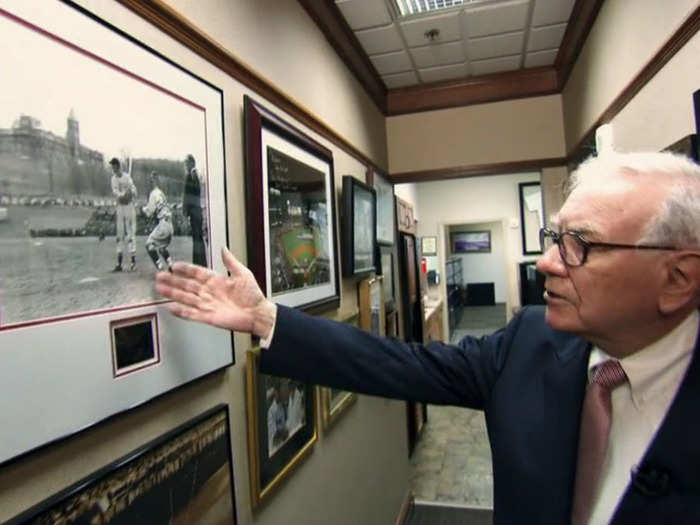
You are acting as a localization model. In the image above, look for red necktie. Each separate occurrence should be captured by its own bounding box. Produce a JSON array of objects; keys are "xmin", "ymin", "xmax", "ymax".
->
[{"xmin": 571, "ymin": 359, "xmax": 628, "ymax": 525}]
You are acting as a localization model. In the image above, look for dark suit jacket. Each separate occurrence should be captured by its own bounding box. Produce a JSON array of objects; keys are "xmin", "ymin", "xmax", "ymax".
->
[{"xmin": 260, "ymin": 305, "xmax": 700, "ymax": 524}]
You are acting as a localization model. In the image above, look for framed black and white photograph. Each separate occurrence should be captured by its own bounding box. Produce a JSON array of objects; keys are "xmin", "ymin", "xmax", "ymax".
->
[
  {"xmin": 451, "ymin": 231, "xmax": 491, "ymax": 253},
  {"xmin": 244, "ymin": 95, "xmax": 339, "ymax": 312},
  {"xmin": 519, "ymin": 181, "xmax": 544, "ymax": 255},
  {"xmin": 421, "ymin": 236, "xmax": 437, "ymax": 256},
  {"xmin": 377, "ymin": 244, "xmax": 396, "ymax": 313},
  {"xmin": 9, "ymin": 404, "xmax": 237, "ymax": 524},
  {"xmin": 358, "ymin": 276, "xmax": 385, "ymax": 336},
  {"xmin": 319, "ymin": 312, "xmax": 359, "ymax": 431},
  {"xmin": 367, "ymin": 168, "xmax": 395, "ymax": 245},
  {"xmin": 0, "ymin": 0, "xmax": 233, "ymax": 466},
  {"xmin": 246, "ymin": 349, "xmax": 317, "ymax": 509},
  {"xmin": 341, "ymin": 175, "xmax": 376, "ymax": 277}
]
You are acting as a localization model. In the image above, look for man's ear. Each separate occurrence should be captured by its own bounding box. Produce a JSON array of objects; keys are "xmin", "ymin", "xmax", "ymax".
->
[{"xmin": 659, "ymin": 252, "xmax": 700, "ymax": 314}]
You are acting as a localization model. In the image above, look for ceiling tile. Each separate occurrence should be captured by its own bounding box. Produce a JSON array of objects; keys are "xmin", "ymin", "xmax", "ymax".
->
[
  {"xmin": 419, "ymin": 63, "xmax": 469, "ymax": 83},
  {"xmin": 410, "ymin": 41, "xmax": 466, "ymax": 69},
  {"xmin": 464, "ymin": 0, "xmax": 529, "ymax": 38},
  {"xmin": 527, "ymin": 23, "xmax": 567, "ymax": 51},
  {"xmin": 336, "ymin": 0, "xmax": 392, "ymax": 30},
  {"xmin": 399, "ymin": 12, "xmax": 462, "ymax": 47},
  {"xmin": 524, "ymin": 48, "xmax": 558, "ymax": 68},
  {"xmin": 531, "ymin": 0, "xmax": 576, "ymax": 27},
  {"xmin": 383, "ymin": 70, "xmax": 419, "ymax": 89},
  {"xmin": 469, "ymin": 32, "xmax": 524, "ymax": 60},
  {"xmin": 356, "ymin": 24, "xmax": 404, "ymax": 55},
  {"xmin": 370, "ymin": 50, "xmax": 413, "ymax": 75},
  {"xmin": 470, "ymin": 54, "xmax": 521, "ymax": 75}
]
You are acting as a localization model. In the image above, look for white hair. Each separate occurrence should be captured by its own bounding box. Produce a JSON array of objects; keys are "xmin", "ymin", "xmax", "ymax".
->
[{"xmin": 568, "ymin": 151, "xmax": 700, "ymax": 248}]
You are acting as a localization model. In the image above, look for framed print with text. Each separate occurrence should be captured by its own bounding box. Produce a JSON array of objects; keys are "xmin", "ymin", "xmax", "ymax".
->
[
  {"xmin": 421, "ymin": 236, "xmax": 437, "ymax": 256},
  {"xmin": 244, "ymin": 95, "xmax": 340, "ymax": 312},
  {"xmin": 319, "ymin": 312, "xmax": 359, "ymax": 431},
  {"xmin": 341, "ymin": 175, "xmax": 376, "ymax": 277},
  {"xmin": 367, "ymin": 168, "xmax": 395, "ymax": 245},
  {"xmin": 0, "ymin": 0, "xmax": 232, "ymax": 467},
  {"xmin": 246, "ymin": 349, "xmax": 317, "ymax": 509},
  {"xmin": 9, "ymin": 405, "xmax": 237, "ymax": 525}
]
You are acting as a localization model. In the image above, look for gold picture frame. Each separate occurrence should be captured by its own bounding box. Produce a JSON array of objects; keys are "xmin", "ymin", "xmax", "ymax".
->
[
  {"xmin": 358, "ymin": 275, "xmax": 386, "ymax": 336},
  {"xmin": 319, "ymin": 312, "xmax": 359, "ymax": 431},
  {"xmin": 246, "ymin": 348, "xmax": 317, "ymax": 509}
]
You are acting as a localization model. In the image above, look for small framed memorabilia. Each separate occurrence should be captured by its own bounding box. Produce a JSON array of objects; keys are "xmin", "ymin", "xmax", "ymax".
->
[
  {"xmin": 110, "ymin": 314, "xmax": 160, "ymax": 377},
  {"xmin": 0, "ymin": 0, "xmax": 233, "ymax": 466},
  {"xmin": 367, "ymin": 168, "xmax": 395, "ymax": 245},
  {"xmin": 358, "ymin": 276, "xmax": 386, "ymax": 336},
  {"xmin": 319, "ymin": 312, "xmax": 359, "ymax": 431},
  {"xmin": 386, "ymin": 309, "xmax": 399, "ymax": 338},
  {"xmin": 421, "ymin": 236, "xmax": 437, "ymax": 256},
  {"xmin": 451, "ymin": 231, "xmax": 491, "ymax": 253},
  {"xmin": 377, "ymin": 244, "xmax": 396, "ymax": 313},
  {"xmin": 396, "ymin": 196, "xmax": 416, "ymax": 235},
  {"xmin": 341, "ymin": 175, "xmax": 377, "ymax": 277},
  {"xmin": 519, "ymin": 182, "xmax": 544, "ymax": 255},
  {"xmin": 244, "ymin": 95, "xmax": 340, "ymax": 312},
  {"xmin": 9, "ymin": 404, "xmax": 237, "ymax": 524},
  {"xmin": 246, "ymin": 349, "xmax": 317, "ymax": 509}
]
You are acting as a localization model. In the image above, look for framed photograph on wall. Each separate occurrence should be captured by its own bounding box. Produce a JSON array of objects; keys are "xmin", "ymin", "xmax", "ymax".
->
[
  {"xmin": 244, "ymin": 95, "xmax": 340, "ymax": 313},
  {"xmin": 367, "ymin": 168, "xmax": 395, "ymax": 245},
  {"xmin": 341, "ymin": 175, "xmax": 376, "ymax": 277},
  {"xmin": 421, "ymin": 236, "xmax": 437, "ymax": 256},
  {"xmin": 246, "ymin": 348, "xmax": 317, "ymax": 509},
  {"xmin": 519, "ymin": 181, "xmax": 544, "ymax": 255},
  {"xmin": 377, "ymin": 244, "xmax": 396, "ymax": 313},
  {"xmin": 319, "ymin": 312, "xmax": 359, "ymax": 431},
  {"xmin": 9, "ymin": 404, "xmax": 237, "ymax": 524},
  {"xmin": 451, "ymin": 231, "xmax": 491, "ymax": 253},
  {"xmin": 0, "ymin": 0, "xmax": 233, "ymax": 466},
  {"xmin": 358, "ymin": 276, "xmax": 386, "ymax": 336}
]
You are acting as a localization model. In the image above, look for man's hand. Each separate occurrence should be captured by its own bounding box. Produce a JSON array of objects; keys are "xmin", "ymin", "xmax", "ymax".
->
[{"xmin": 155, "ymin": 247, "xmax": 276, "ymax": 339}]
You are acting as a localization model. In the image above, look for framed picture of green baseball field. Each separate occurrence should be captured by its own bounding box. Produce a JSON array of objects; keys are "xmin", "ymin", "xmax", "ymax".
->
[
  {"xmin": 243, "ymin": 95, "xmax": 340, "ymax": 312},
  {"xmin": 0, "ymin": 0, "xmax": 233, "ymax": 466}
]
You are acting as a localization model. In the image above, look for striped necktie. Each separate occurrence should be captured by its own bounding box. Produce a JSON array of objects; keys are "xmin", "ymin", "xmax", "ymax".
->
[{"xmin": 571, "ymin": 359, "xmax": 628, "ymax": 525}]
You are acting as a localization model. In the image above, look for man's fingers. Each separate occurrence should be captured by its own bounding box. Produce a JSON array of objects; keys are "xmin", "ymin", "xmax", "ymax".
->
[
  {"xmin": 221, "ymin": 247, "xmax": 247, "ymax": 277},
  {"xmin": 156, "ymin": 282, "xmax": 202, "ymax": 309},
  {"xmin": 171, "ymin": 261, "xmax": 215, "ymax": 283}
]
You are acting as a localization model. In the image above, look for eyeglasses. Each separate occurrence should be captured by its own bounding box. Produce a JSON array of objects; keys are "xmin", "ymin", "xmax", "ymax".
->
[{"xmin": 539, "ymin": 227, "xmax": 678, "ymax": 267}]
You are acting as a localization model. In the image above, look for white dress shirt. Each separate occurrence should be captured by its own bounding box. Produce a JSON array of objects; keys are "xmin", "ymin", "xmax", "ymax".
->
[{"xmin": 587, "ymin": 310, "xmax": 698, "ymax": 524}]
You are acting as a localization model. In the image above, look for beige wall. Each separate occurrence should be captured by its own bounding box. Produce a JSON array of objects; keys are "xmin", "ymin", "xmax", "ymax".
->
[
  {"xmin": 386, "ymin": 94, "xmax": 566, "ymax": 173},
  {"xmin": 562, "ymin": 0, "xmax": 699, "ymax": 151},
  {"xmin": 0, "ymin": 1, "xmax": 407, "ymax": 524}
]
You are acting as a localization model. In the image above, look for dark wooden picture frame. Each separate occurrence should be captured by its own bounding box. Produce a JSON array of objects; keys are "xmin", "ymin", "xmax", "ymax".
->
[
  {"xmin": 518, "ymin": 181, "xmax": 544, "ymax": 255},
  {"xmin": 244, "ymin": 95, "xmax": 340, "ymax": 313},
  {"xmin": 246, "ymin": 348, "xmax": 317, "ymax": 509},
  {"xmin": 9, "ymin": 404, "xmax": 237, "ymax": 524},
  {"xmin": 341, "ymin": 175, "xmax": 376, "ymax": 277}
]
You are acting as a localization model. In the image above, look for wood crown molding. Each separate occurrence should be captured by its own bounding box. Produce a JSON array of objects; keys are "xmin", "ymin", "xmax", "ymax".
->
[
  {"xmin": 298, "ymin": 0, "xmax": 601, "ymax": 115},
  {"xmin": 568, "ymin": 3, "xmax": 700, "ymax": 159},
  {"xmin": 389, "ymin": 157, "xmax": 568, "ymax": 184},
  {"xmin": 115, "ymin": 0, "xmax": 384, "ymax": 173}
]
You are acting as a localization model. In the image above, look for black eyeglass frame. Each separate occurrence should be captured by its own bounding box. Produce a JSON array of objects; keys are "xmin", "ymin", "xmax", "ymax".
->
[{"xmin": 539, "ymin": 227, "xmax": 679, "ymax": 267}]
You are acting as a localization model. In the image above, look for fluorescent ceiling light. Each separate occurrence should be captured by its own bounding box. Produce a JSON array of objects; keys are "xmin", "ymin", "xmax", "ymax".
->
[{"xmin": 394, "ymin": 0, "xmax": 465, "ymax": 17}]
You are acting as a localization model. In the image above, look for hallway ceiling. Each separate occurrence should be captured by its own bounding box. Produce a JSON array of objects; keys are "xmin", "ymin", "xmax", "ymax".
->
[{"xmin": 298, "ymin": 0, "xmax": 604, "ymax": 114}]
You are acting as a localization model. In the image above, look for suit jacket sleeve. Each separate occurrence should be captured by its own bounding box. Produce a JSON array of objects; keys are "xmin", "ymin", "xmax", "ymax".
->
[{"xmin": 259, "ymin": 304, "xmax": 527, "ymax": 409}]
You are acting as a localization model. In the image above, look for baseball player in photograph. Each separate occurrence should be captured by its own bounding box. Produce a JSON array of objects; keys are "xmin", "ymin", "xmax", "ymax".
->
[
  {"xmin": 109, "ymin": 157, "xmax": 137, "ymax": 272},
  {"xmin": 142, "ymin": 171, "xmax": 173, "ymax": 272}
]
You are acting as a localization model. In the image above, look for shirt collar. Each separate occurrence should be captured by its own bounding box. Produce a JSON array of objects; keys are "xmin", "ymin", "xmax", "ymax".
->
[{"xmin": 589, "ymin": 310, "xmax": 699, "ymax": 409}]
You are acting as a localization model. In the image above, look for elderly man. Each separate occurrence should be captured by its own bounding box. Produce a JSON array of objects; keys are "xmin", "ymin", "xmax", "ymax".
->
[{"xmin": 155, "ymin": 151, "xmax": 700, "ymax": 524}]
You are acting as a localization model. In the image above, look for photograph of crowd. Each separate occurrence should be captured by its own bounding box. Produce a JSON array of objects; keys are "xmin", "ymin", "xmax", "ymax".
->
[
  {"xmin": 0, "ymin": 7, "xmax": 212, "ymax": 328},
  {"xmin": 10, "ymin": 406, "xmax": 236, "ymax": 524}
]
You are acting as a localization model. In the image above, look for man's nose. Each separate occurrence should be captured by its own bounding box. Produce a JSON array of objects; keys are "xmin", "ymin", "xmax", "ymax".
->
[{"xmin": 536, "ymin": 243, "xmax": 567, "ymax": 276}]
